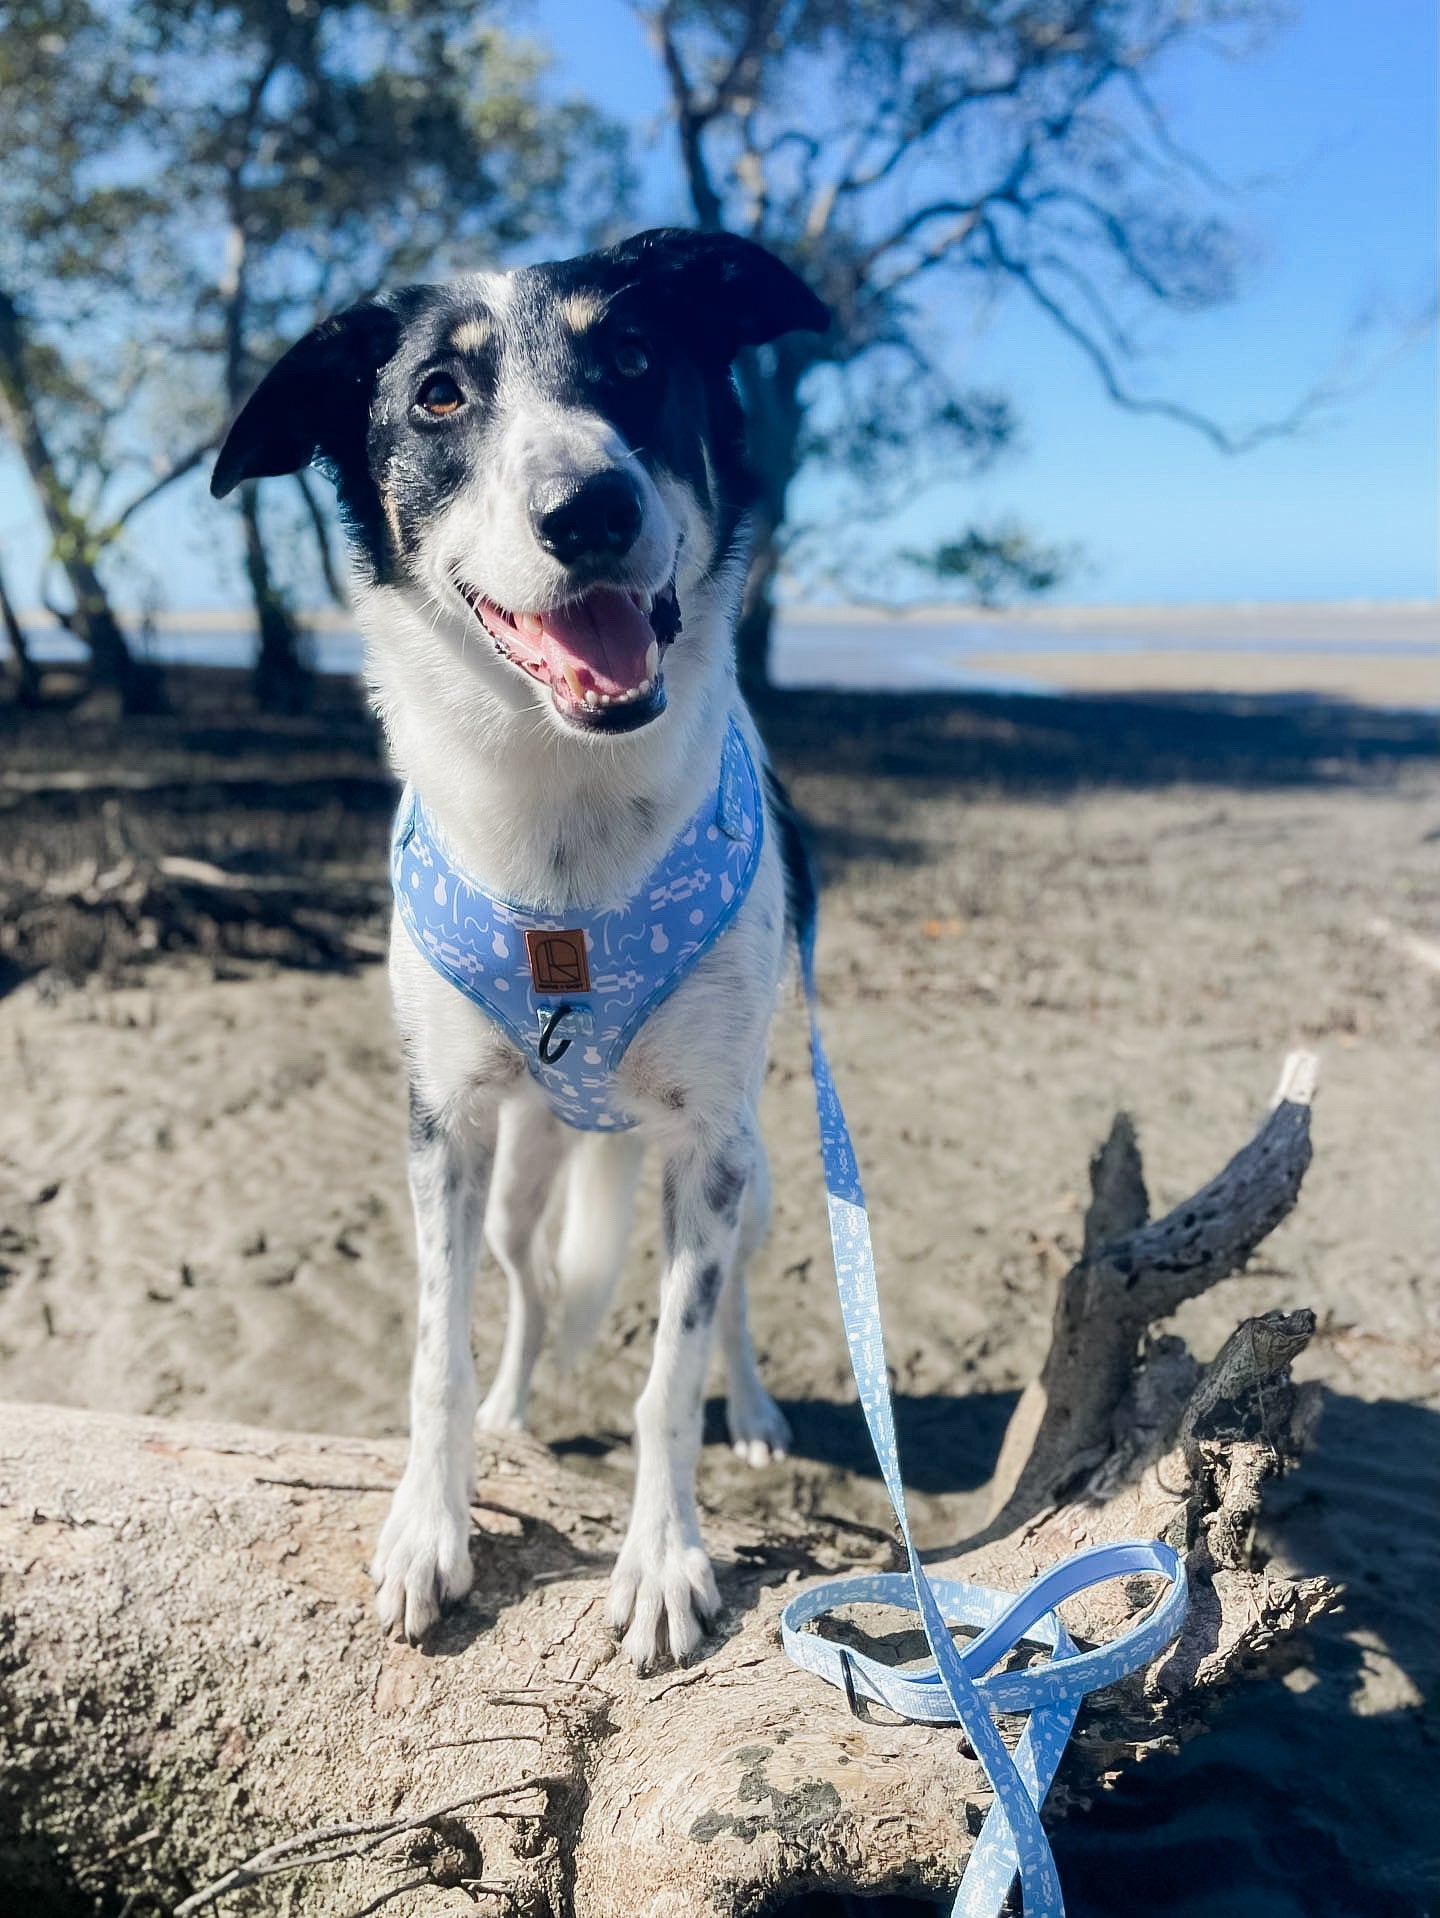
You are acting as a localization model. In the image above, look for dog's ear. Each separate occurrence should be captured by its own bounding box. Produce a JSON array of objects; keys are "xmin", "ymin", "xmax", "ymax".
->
[
  {"xmin": 210, "ymin": 300, "xmax": 410, "ymax": 499},
  {"xmin": 609, "ymin": 228, "xmax": 830, "ymax": 359}
]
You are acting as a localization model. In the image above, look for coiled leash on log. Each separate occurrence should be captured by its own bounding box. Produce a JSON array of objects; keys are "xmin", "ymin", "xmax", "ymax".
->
[{"xmin": 780, "ymin": 919, "xmax": 1189, "ymax": 1917}]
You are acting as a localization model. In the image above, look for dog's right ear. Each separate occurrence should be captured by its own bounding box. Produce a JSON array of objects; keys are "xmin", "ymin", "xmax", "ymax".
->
[
  {"xmin": 606, "ymin": 228, "xmax": 830, "ymax": 361},
  {"xmin": 210, "ymin": 301, "xmax": 408, "ymax": 499}
]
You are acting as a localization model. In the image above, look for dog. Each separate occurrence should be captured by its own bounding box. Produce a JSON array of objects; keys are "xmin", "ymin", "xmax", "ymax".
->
[{"xmin": 211, "ymin": 228, "xmax": 830, "ymax": 1670}]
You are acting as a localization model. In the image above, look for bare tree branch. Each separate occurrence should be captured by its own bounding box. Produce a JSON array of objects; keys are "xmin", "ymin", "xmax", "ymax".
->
[
  {"xmin": 634, "ymin": 0, "xmax": 1318, "ymax": 686},
  {"xmin": 1122, "ymin": 65, "xmax": 1239, "ymax": 196},
  {"xmin": 641, "ymin": 2, "xmax": 726, "ymax": 231},
  {"xmin": 296, "ymin": 467, "xmax": 348, "ymax": 609},
  {"xmin": 103, "ymin": 433, "xmax": 220, "ymax": 538},
  {"xmin": 980, "ymin": 215, "xmax": 1317, "ymax": 454}
]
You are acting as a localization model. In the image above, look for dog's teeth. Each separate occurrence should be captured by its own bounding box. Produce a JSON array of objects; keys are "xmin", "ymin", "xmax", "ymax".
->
[
  {"xmin": 598, "ymin": 693, "xmax": 613, "ymax": 707},
  {"xmin": 516, "ymin": 610, "xmax": 543, "ymax": 638},
  {"xmin": 584, "ymin": 689, "xmax": 599, "ymax": 709},
  {"xmin": 644, "ymin": 639, "xmax": 659, "ymax": 680},
  {"xmin": 562, "ymin": 664, "xmax": 585, "ymax": 704},
  {"xmin": 637, "ymin": 676, "xmax": 652, "ymax": 696}
]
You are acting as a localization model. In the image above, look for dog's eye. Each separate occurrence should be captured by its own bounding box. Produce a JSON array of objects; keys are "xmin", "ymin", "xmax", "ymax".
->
[
  {"xmin": 612, "ymin": 337, "xmax": 649, "ymax": 379},
  {"xmin": 416, "ymin": 373, "xmax": 464, "ymax": 417}
]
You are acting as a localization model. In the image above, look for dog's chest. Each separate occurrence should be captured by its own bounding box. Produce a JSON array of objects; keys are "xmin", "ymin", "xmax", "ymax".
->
[{"xmin": 392, "ymin": 721, "xmax": 768, "ymax": 1131}]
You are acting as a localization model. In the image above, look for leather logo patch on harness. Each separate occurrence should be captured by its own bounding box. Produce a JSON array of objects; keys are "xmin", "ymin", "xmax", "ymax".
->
[{"xmin": 525, "ymin": 929, "xmax": 591, "ymax": 995}]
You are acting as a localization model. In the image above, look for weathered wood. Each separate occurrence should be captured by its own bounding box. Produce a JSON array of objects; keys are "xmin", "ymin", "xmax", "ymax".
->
[
  {"xmin": 0, "ymin": 1062, "xmax": 1335, "ymax": 1917},
  {"xmin": 984, "ymin": 1053, "xmax": 1317, "ymax": 1533}
]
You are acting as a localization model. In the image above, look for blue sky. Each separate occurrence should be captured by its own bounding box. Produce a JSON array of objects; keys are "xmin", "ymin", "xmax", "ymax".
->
[
  {"xmin": 531, "ymin": 0, "xmax": 1438, "ymax": 606},
  {"xmin": 2, "ymin": 0, "xmax": 1434, "ymax": 612}
]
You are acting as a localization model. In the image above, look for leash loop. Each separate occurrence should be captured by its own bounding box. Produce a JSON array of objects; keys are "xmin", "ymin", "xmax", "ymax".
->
[{"xmin": 781, "ymin": 923, "xmax": 1188, "ymax": 1917}]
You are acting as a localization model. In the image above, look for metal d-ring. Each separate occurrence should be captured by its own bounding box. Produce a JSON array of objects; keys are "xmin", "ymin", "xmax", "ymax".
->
[{"xmin": 538, "ymin": 1004, "xmax": 574, "ymax": 1065}]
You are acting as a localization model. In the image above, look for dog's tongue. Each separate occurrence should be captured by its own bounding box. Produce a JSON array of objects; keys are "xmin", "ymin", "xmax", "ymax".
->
[{"xmin": 539, "ymin": 587, "xmax": 654, "ymax": 701}]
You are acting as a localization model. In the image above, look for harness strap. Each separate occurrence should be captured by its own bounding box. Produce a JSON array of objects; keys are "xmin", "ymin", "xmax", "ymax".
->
[
  {"xmin": 391, "ymin": 719, "xmax": 764, "ymax": 1132},
  {"xmin": 781, "ymin": 920, "xmax": 1188, "ymax": 1917}
]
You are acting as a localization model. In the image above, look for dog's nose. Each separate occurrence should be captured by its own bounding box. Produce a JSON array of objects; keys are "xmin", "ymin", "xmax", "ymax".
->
[{"xmin": 529, "ymin": 469, "xmax": 643, "ymax": 564}]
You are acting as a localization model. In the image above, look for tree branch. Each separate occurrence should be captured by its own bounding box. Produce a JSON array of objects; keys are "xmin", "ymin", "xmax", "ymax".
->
[
  {"xmin": 295, "ymin": 467, "xmax": 348, "ymax": 609},
  {"xmin": 102, "ymin": 433, "xmax": 220, "ymax": 539},
  {"xmin": 980, "ymin": 216, "xmax": 1321, "ymax": 453},
  {"xmin": 642, "ymin": 3, "xmax": 725, "ymax": 231},
  {"xmin": 984, "ymin": 1050, "xmax": 1318, "ymax": 1534},
  {"xmin": 696, "ymin": 0, "xmax": 781, "ymax": 122},
  {"xmin": 1122, "ymin": 66, "xmax": 1239, "ymax": 196},
  {"xmin": 834, "ymin": 68, "xmax": 1036, "ymax": 201},
  {"xmin": 1024, "ymin": 184, "xmax": 1202, "ymax": 306}
]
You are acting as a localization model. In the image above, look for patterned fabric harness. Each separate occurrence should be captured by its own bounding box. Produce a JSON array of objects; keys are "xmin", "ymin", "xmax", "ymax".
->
[{"xmin": 390, "ymin": 719, "xmax": 764, "ymax": 1132}]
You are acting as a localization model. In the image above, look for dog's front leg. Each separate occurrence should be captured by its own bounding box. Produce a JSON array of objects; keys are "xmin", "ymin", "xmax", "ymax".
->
[
  {"xmin": 607, "ymin": 1126, "xmax": 751, "ymax": 1669},
  {"xmin": 372, "ymin": 1091, "xmax": 495, "ymax": 1640}
]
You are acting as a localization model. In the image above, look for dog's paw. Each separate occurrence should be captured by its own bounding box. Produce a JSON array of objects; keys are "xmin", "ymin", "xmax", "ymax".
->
[
  {"xmin": 371, "ymin": 1476, "xmax": 473, "ymax": 1642},
  {"xmin": 606, "ymin": 1519, "xmax": 720, "ymax": 1671},
  {"xmin": 726, "ymin": 1384, "xmax": 791, "ymax": 1468}
]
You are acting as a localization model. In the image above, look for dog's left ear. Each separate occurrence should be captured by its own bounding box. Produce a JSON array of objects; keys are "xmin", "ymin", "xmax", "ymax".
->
[
  {"xmin": 210, "ymin": 300, "xmax": 409, "ymax": 499},
  {"xmin": 610, "ymin": 228, "xmax": 830, "ymax": 358}
]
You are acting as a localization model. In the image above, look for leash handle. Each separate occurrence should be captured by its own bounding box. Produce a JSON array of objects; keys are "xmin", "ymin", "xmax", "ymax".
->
[{"xmin": 781, "ymin": 924, "xmax": 1188, "ymax": 1917}]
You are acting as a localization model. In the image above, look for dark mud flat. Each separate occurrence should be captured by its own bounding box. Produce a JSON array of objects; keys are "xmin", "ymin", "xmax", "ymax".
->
[{"xmin": 1, "ymin": 667, "xmax": 1437, "ymax": 1913}]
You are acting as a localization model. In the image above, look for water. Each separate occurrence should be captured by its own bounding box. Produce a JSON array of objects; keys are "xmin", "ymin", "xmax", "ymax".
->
[
  {"xmin": 20, "ymin": 604, "xmax": 1436, "ymax": 703},
  {"xmin": 20, "ymin": 618, "xmax": 369, "ymax": 679}
]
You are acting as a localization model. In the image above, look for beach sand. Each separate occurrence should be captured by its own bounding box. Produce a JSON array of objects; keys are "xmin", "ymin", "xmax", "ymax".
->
[
  {"xmin": 1, "ymin": 667, "xmax": 1437, "ymax": 1912},
  {"xmin": 964, "ymin": 645, "xmax": 1439, "ymax": 710}
]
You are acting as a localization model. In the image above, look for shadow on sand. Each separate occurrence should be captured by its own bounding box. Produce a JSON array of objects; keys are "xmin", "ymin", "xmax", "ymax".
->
[
  {"xmin": 3, "ymin": 669, "xmax": 1434, "ymax": 993},
  {"xmin": 704, "ymin": 1390, "xmax": 1021, "ymax": 1497},
  {"xmin": 755, "ymin": 683, "xmax": 1439, "ymax": 795}
]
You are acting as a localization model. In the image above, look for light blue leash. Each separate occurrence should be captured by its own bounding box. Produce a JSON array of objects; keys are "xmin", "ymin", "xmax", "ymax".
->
[{"xmin": 780, "ymin": 916, "xmax": 1189, "ymax": 1916}]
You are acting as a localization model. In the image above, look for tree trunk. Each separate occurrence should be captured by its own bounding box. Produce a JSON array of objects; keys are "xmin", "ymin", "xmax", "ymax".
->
[
  {"xmin": 241, "ymin": 480, "xmax": 311, "ymax": 714},
  {"xmin": 0, "ymin": 1060, "xmax": 1334, "ymax": 1917},
  {"xmin": 732, "ymin": 340, "xmax": 810, "ymax": 699},
  {"xmin": 219, "ymin": 204, "xmax": 311, "ymax": 716},
  {"xmin": 736, "ymin": 516, "xmax": 781, "ymax": 700},
  {"xmin": 0, "ymin": 547, "xmax": 39, "ymax": 704},
  {"xmin": 0, "ymin": 291, "xmax": 162, "ymax": 713}
]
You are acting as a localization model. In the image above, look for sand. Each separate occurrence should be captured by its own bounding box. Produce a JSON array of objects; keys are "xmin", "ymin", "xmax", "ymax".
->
[
  {"xmin": 1, "ymin": 670, "xmax": 1437, "ymax": 1912},
  {"xmin": 964, "ymin": 646, "xmax": 1440, "ymax": 710}
]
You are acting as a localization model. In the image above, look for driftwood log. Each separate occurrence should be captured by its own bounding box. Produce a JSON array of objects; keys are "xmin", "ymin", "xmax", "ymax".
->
[{"xmin": 0, "ymin": 1057, "xmax": 1336, "ymax": 1917}]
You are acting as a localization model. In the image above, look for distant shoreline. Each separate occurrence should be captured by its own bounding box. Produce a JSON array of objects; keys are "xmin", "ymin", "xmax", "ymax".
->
[
  {"xmin": 14, "ymin": 596, "xmax": 1440, "ymax": 637},
  {"xmin": 11, "ymin": 597, "xmax": 1437, "ymax": 710}
]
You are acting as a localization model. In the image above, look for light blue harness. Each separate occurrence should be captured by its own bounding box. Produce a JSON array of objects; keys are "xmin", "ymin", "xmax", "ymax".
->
[
  {"xmin": 391, "ymin": 719, "xmax": 763, "ymax": 1131},
  {"xmin": 391, "ymin": 718, "xmax": 1188, "ymax": 1915}
]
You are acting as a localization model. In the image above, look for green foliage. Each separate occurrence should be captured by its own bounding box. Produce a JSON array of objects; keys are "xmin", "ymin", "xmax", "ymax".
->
[
  {"xmin": 904, "ymin": 523, "xmax": 1078, "ymax": 607},
  {"xmin": 0, "ymin": 0, "xmax": 629, "ymax": 651},
  {"xmin": 136, "ymin": 0, "xmax": 626, "ymax": 368}
]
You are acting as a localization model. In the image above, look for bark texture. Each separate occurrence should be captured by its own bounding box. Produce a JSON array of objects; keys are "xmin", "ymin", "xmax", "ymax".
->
[
  {"xmin": 0, "ymin": 288, "xmax": 156, "ymax": 713},
  {"xmin": 239, "ymin": 481, "xmax": 310, "ymax": 717},
  {"xmin": 0, "ymin": 550, "xmax": 39, "ymax": 705},
  {"xmin": 0, "ymin": 1062, "xmax": 1334, "ymax": 1917}
]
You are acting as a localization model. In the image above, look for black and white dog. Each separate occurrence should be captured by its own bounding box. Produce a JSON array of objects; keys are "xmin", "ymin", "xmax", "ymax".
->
[{"xmin": 211, "ymin": 229, "xmax": 829, "ymax": 1669}]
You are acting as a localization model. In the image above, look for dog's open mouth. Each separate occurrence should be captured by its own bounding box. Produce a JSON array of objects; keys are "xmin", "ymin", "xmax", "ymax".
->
[{"xmin": 458, "ymin": 577, "xmax": 682, "ymax": 732}]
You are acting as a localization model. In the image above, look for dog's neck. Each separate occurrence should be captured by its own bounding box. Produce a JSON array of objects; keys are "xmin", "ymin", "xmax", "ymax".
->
[{"xmin": 364, "ymin": 592, "xmax": 741, "ymax": 912}]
